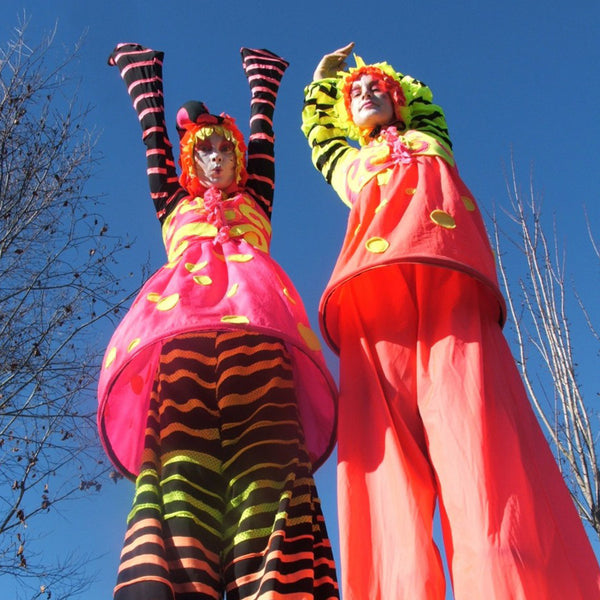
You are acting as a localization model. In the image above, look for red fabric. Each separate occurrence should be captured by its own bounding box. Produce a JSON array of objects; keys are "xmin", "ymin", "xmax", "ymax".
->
[
  {"xmin": 336, "ymin": 264, "xmax": 600, "ymax": 600},
  {"xmin": 321, "ymin": 153, "xmax": 505, "ymax": 353}
]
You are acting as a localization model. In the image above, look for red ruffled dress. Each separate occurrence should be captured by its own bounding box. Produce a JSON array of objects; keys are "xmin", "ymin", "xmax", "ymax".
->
[
  {"xmin": 319, "ymin": 127, "xmax": 505, "ymax": 351},
  {"xmin": 303, "ymin": 77, "xmax": 600, "ymax": 600}
]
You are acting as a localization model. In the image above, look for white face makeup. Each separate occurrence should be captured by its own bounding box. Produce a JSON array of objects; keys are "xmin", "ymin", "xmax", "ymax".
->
[
  {"xmin": 193, "ymin": 131, "xmax": 236, "ymax": 190},
  {"xmin": 349, "ymin": 74, "xmax": 395, "ymax": 130}
]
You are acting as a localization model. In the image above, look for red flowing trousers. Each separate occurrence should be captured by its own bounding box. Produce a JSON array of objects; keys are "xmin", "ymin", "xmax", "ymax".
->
[{"xmin": 336, "ymin": 264, "xmax": 600, "ymax": 600}]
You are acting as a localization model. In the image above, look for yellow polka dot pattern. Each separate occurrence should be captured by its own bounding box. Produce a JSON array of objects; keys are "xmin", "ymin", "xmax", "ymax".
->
[
  {"xmin": 377, "ymin": 170, "xmax": 392, "ymax": 186},
  {"xmin": 193, "ymin": 275, "xmax": 213, "ymax": 286},
  {"xmin": 156, "ymin": 294, "xmax": 180, "ymax": 311},
  {"xmin": 430, "ymin": 210, "xmax": 456, "ymax": 229},
  {"xmin": 297, "ymin": 323, "xmax": 321, "ymax": 352},
  {"xmin": 283, "ymin": 288, "xmax": 296, "ymax": 304},
  {"xmin": 186, "ymin": 261, "xmax": 209, "ymax": 272},
  {"xmin": 227, "ymin": 254, "xmax": 254, "ymax": 263},
  {"xmin": 221, "ymin": 315, "xmax": 250, "ymax": 324},
  {"xmin": 375, "ymin": 199, "xmax": 389, "ymax": 214},
  {"xmin": 127, "ymin": 338, "xmax": 141, "ymax": 352},
  {"xmin": 461, "ymin": 196, "xmax": 475, "ymax": 211},
  {"xmin": 366, "ymin": 237, "xmax": 390, "ymax": 253},
  {"xmin": 105, "ymin": 347, "xmax": 117, "ymax": 369}
]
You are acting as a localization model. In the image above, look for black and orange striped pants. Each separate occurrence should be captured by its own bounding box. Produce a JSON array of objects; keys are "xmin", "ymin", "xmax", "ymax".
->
[{"xmin": 114, "ymin": 331, "xmax": 339, "ymax": 600}]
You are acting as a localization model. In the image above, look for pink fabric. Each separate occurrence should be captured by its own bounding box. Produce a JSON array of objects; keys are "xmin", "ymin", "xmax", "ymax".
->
[
  {"xmin": 336, "ymin": 265, "xmax": 600, "ymax": 600},
  {"xmin": 98, "ymin": 192, "xmax": 337, "ymax": 477}
]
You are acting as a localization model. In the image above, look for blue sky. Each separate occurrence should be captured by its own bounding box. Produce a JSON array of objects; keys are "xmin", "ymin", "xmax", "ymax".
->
[{"xmin": 2, "ymin": 1, "xmax": 599, "ymax": 598}]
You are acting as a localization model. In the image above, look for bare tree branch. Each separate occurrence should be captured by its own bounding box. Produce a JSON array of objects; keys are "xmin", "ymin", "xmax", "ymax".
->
[
  {"xmin": 0, "ymin": 16, "xmax": 134, "ymax": 599},
  {"xmin": 492, "ymin": 158, "xmax": 600, "ymax": 537}
]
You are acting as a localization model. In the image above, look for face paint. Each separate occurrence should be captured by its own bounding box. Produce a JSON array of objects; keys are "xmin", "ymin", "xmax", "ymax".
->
[
  {"xmin": 193, "ymin": 131, "xmax": 237, "ymax": 190},
  {"xmin": 349, "ymin": 74, "xmax": 395, "ymax": 130}
]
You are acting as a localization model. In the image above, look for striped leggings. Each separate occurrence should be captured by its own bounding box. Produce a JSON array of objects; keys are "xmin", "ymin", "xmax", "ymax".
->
[{"xmin": 114, "ymin": 331, "xmax": 339, "ymax": 600}]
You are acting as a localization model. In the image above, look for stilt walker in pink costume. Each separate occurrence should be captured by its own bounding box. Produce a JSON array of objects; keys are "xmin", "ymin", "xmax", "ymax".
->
[
  {"xmin": 301, "ymin": 42, "xmax": 600, "ymax": 600},
  {"xmin": 98, "ymin": 43, "xmax": 339, "ymax": 599}
]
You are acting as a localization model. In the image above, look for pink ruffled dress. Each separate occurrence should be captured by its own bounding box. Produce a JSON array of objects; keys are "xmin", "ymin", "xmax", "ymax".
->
[{"xmin": 98, "ymin": 188, "xmax": 336, "ymax": 479}]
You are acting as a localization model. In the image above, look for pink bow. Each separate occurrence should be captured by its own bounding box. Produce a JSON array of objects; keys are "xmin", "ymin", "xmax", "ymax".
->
[
  {"xmin": 202, "ymin": 188, "xmax": 244, "ymax": 245},
  {"xmin": 382, "ymin": 127, "xmax": 414, "ymax": 165}
]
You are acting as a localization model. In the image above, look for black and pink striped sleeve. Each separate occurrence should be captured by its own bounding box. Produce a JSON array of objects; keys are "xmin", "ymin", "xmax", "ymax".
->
[
  {"xmin": 108, "ymin": 43, "xmax": 186, "ymax": 222},
  {"xmin": 240, "ymin": 48, "xmax": 289, "ymax": 219}
]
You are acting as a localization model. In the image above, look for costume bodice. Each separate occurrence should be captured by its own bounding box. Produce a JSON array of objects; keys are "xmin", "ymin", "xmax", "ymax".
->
[{"xmin": 162, "ymin": 189, "xmax": 272, "ymax": 262}]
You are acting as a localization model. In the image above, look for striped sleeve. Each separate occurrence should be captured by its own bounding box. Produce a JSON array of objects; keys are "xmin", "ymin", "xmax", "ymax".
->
[
  {"xmin": 301, "ymin": 79, "xmax": 354, "ymax": 187},
  {"xmin": 108, "ymin": 43, "xmax": 186, "ymax": 223},
  {"xmin": 240, "ymin": 48, "xmax": 289, "ymax": 219},
  {"xmin": 400, "ymin": 75, "xmax": 453, "ymax": 149}
]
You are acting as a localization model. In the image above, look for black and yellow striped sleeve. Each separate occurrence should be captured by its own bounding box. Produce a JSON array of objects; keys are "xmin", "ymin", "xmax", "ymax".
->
[
  {"xmin": 301, "ymin": 79, "xmax": 355, "ymax": 187},
  {"xmin": 400, "ymin": 75, "xmax": 453, "ymax": 149}
]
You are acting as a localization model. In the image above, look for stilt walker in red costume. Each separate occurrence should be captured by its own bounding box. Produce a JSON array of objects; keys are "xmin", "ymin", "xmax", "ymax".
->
[
  {"xmin": 302, "ymin": 42, "xmax": 600, "ymax": 600},
  {"xmin": 98, "ymin": 43, "xmax": 339, "ymax": 600}
]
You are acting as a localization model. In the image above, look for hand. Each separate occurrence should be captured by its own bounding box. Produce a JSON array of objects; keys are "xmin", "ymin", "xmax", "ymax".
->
[
  {"xmin": 312, "ymin": 42, "xmax": 355, "ymax": 81},
  {"xmin": 107, "ymin": 43, "xmax": 151, "ymax": 66}
]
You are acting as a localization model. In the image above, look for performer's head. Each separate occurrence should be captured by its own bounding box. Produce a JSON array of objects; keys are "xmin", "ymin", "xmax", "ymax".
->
[
  {"xmin": 347, "ymin": 72, "xmax": 396, "ymax": 130},
  {"xmin": 337, "ymin": 57, "xmax": 410, "ymax": 144},
  {"xmin": 176, "ymin": 100, "xmax": 247, "ymax": 196}
]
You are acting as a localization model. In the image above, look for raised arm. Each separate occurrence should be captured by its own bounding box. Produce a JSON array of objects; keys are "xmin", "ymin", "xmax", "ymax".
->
[
  {"xmin": 302, "ymin": 46, "xmax": 454, "ymax": 194},
  {"xmin": 240, "ymin": 48, "xmax": 289, "ymax": 219},
  {"xmin": 301, "ymin": 42, "xmax": 360, "ymax": 194},
  {"xmin": 312, "ymin": 42, "xmax": 354, "ymax": 81},
  {"xmin": 108, "ymin": 43, "xmax": 186, "ymax": 222},
  {"xmin": 301, "ymin": 77, "xmax": 355, "ymax": 191}
]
